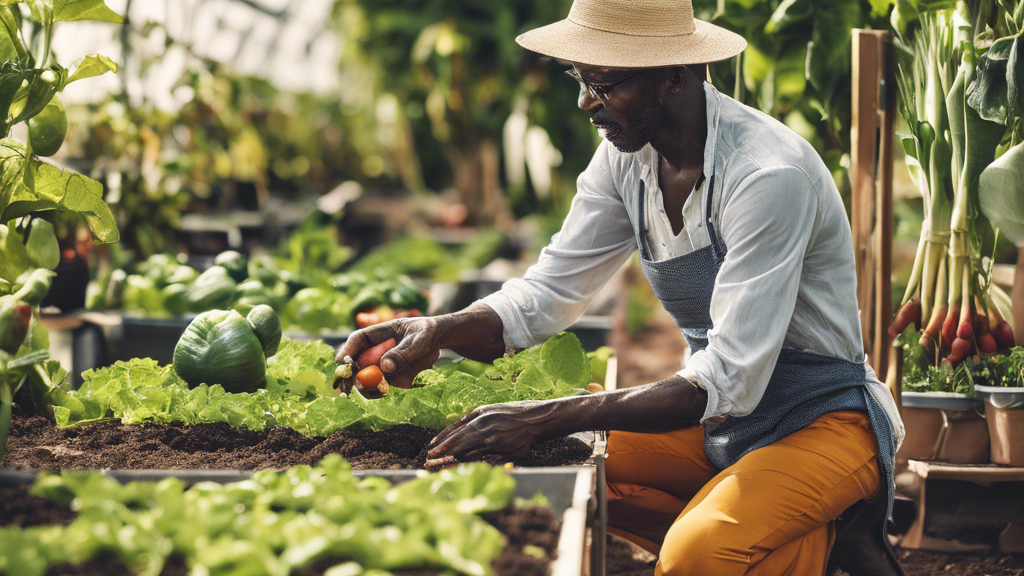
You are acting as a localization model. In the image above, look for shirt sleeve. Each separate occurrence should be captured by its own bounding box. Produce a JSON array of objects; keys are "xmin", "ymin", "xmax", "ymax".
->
[
  {"xmin": 680, "ymin": 164, "xmax": 820, "ymax": 421},
  {"xmin": 479, "ymin": 142, "xmax": 637, "ymax": 349}
]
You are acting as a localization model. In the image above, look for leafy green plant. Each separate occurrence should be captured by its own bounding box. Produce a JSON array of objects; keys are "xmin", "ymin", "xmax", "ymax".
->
[
  {"xmin": 335, "ymin": 0, "xmax": 597, "ymax": 223},
  {"xmin": 0, "ymin": 1, "xmax": 121, "ymax": 250},
  {"xmin": 1, "ymin": 0, "xmax": 123, "ymax": 461},
  {"xmin": 0, "ymin": 455, "xmax": 517, "ymax": 576},
  {"xmin": 695, "ymin": 0, "xmax": 894, "ymax": 195},
  {"xmin": 50, "ymin": 332, "xmax": 595, "ymax": 436},
  {"xmin": 0, "ymin": 269, "xmax": 64, "ymax": 463}
]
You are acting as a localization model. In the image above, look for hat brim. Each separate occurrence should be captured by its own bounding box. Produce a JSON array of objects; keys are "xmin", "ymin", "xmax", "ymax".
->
[{"xmin": 516, "ymin": 18, "xmax": 746, "ymax": 68}]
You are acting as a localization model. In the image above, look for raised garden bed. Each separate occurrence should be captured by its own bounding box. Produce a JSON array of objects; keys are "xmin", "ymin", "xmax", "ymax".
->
[{"xmin": 0, "ymin": 462, "xmax": 595, "ymax": 576}]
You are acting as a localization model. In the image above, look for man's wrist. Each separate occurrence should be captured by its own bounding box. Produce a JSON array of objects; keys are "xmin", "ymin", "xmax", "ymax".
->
[{"xmin": 438, "ymin": 302, "xmax": 505, "ymax": 351}]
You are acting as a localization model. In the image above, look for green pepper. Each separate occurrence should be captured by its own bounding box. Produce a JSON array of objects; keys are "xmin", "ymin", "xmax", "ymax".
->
[
  {"xmin": 25, "ymin": 219, "xmax": 59, "ymax": 270},
  {"xmin": 351, "ymin": 279, "xmax": 428, "ymax": 316},
  {"xmin": 186, "ymin": 266, "xmax": 238, "ymax": 312},
  {"xmin": 214, "ymin": 250, "xmax": 248, "ymax": 283},
  {"xmin": 161, "ymin": 283, "xmax": 190, "ymax": 317},
  {"xmin": 165, "ymin": 265, "xmax": 199, "ymax": 286},
  {"xmin": 172, "ymin": 305, "xmax": 281, "ymax": 393},
  {"xmin": 138, "ymin": 254, "xmax": 180, "ymax": 287},
  {"xmin": 231, "ymin": 280, "xmax": 280, "ymax": 316},
  {"xmin": 27, "ymin": 94, "xmax": 68, "ymax": 157}
]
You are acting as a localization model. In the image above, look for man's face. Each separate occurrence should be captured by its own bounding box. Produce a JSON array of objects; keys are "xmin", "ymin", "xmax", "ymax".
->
[{"xmin": 571, "ymin": 64, "xmax": 666, "ymax": 154}]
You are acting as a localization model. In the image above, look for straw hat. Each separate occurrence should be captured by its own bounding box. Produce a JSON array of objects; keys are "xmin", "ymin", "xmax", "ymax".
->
[{"xmin": 517, "ymin": 0, "xmax": 746, "ymax": 68}]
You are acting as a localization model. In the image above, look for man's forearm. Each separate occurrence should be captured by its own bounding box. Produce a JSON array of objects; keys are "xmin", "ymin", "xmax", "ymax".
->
[
  {"xmin": 529, "ymin": 375, "xmax": 709, "ymax": 436},
  {"xmin": 437, "ymin": 302, "xmax": 508, "ymax": 363}
]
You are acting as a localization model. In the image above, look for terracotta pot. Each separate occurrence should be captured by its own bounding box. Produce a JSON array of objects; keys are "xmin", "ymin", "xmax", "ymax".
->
[
  {"xmin": 897, "ymin": 393, "xmax": 990, "ymax": 464},
  {"xmin": 983, "ymin": 402, "xmax": 1024, "ymax": 466}
]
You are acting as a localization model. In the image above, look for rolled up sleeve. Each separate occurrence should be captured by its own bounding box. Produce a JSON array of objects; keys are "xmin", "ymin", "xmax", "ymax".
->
[
  {"xmin": 680, "ymin": 164, "xmax": 820, "ymax": 421},
  {"xmin": 480, "ymin": 142, "xmax": 637, "ymax": 349}
]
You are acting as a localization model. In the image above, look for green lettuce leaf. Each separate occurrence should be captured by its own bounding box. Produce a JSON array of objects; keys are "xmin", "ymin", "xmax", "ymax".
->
[
  {"xmin": 50, "ymin": 333, "xmax": 594, "ymax": 436},
  {"xmin": 6, "ymin": 455, "xmax": 514, "ymax": 575}
]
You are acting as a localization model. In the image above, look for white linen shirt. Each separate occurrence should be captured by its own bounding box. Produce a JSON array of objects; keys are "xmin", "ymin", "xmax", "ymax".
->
[{"xmin": 480, "ymin": 82, "xmax": 904, "ymax": 446}]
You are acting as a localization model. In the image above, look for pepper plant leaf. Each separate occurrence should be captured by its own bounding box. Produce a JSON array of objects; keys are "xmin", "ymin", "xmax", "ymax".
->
[
  {"xmin": 0, "ymin": 18, "xmax": 15, "ymax": 63},
  {"xmin": 64, "ymin": 54, "xmax": 117, "ymax": 86},
  {"xmin": 967, "ymin": 36, "xmax": 1016, "ymax": 125},
  {"xmin": 0, "ymin": 138, "xmax": 119, "ymax": 243},
  {"xmin": 26, "ymin": 0, "xmax": 122, "ymax": 24}
]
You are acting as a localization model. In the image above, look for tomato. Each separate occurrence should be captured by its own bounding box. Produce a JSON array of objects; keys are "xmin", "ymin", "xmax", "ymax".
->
[
  {"xmin": 356, "ymin": 312, "xmax": 381, "ymax": 329},
  {"xmin": 356, "ymin": 365, "xmax": 385, "ymax": 389},
  {"xmin": 28, "ymin": 95, "xmax": 68, "ymax": 157}
]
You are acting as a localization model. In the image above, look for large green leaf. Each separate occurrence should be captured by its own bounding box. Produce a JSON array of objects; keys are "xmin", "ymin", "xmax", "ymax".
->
[
  {"xmin": 967, "ymin": 36, "xmax": 1017, "ymax": 125},
  {"xmin": 26, "ymin": 0, "xmax": 122, "ymax": 23},
  {"xmin": 64, "ymin": 54, "xmax": 117, "ymax": 86},
  {"xmin": 0, "ymin": 138, "xmax": 119, "ymax": 243},
  {"xmin": 0, "ymin": 8, "xmax": 16, "ymax": 63}
]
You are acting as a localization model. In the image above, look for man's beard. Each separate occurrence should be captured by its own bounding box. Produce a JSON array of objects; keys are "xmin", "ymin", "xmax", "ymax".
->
[{"xmin": 593, "ymin": 84, "xmax": 663, "ymax": 154}]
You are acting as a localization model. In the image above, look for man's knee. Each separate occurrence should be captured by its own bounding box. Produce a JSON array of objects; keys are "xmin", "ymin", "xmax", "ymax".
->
[{"xmin": 657, "ymin": 515, "xmax": 748, "ymax": 576}]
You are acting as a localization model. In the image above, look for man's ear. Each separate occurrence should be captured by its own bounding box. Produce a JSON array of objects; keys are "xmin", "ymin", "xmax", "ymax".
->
[{"xmin": 667, "ymin": 66, "xmax": 688, "ymax": 94}]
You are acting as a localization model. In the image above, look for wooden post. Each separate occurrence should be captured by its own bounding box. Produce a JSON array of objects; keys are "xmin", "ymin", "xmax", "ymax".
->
[{"xmin": 851, "ymin": 30, "xmax": 895, "ymax": 378}]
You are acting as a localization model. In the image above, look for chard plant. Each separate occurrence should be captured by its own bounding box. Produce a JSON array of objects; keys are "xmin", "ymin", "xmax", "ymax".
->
[
  {"xmin": 1, "ymin": 0, "xmax": 123, "ymax": 461},
  {"xmin": 890, "ymin": 0, "xmax": 1024, "ymax": 380}
]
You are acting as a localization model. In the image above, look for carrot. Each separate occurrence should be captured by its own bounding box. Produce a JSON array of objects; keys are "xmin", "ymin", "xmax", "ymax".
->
[
  {"xmin": 942, "ymin": 304, "xmax": 961, "ymax": 347},
  {"xmin": 957, "ymin": 320, "xmax": 974, "ymax": 341},
  {"xmin": 919, "ymin": 304, "xmax": 947, "ymax": 349},
  {"xmin": 889, "ymin": 299, "xmax": 922, "ymax": 339},
  {"xmin": 358, "ymin": 338, "xmax": 397, "ymax": 368},
  {"xmin": 947, "ymin": 337, "xmax": 972, "ymax": 365},
  {"xmin": 975, "ymin": 312, "xmax": 990, "ymax": 336},
  {"xmin": 977, "ymin": 333, "xmax": 998, "ymax": 354},
  {"xmin": 993, "ymin": 321, "xmax": 1016, "ymax": 351}
]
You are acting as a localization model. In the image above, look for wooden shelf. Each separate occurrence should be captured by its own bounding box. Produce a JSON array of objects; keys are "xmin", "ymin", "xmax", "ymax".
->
[{"xmin": 908, "ymin": 460, "xmax": 1024, "ymax": 482}]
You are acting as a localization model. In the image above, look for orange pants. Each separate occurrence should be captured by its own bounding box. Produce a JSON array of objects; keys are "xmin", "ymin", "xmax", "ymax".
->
[{"xmin": 607, "ymin": 411, "xmax": 880, "ymax": 576}]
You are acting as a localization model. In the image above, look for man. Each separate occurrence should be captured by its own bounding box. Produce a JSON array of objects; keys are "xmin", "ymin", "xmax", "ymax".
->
[{"xmin": 340, "ymin": 0, "xmax": 906, "ymax": 574}]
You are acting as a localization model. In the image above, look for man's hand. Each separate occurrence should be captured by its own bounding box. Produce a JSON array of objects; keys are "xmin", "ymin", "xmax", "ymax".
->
[
  {"xmin": 337, "ymin": 303, "xmax": 508, "ymax": 389},
  {"xmin": 427, "ymin": 401, "xmax": 547, "ymax": 464},
  {"xmin": 337, "ymin": 317, "xmax": 443, "ymax": 389}
]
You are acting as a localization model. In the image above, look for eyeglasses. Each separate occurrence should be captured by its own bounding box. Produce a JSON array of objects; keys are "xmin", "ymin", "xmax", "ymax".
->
[{"xmin": 565, "ymin": 67, "xmax": 649, "ymax": 102}]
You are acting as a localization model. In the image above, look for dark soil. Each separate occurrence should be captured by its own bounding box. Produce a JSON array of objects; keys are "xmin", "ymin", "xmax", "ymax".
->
[
  {"xmin": 4, "ymin": 505, "xmax": 558, "ymax": 576},
  {"xmin": 2, "ymin": 415, "xmax": 592, "ymax": 471},
  {"xmin": 895, "ymin": 548, "xmax": 1024, "ymax": 576},
  {"xmin": 0, "ymin": 484, "xmax": 76, "ymax": 527},
  {"xmin": 606, "ymin": 534, "xmax": 657, "ymax": 576}
]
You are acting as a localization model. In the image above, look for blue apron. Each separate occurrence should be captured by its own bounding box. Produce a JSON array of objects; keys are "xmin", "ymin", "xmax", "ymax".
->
[{"xmin": 632, "ymin": 172, "xmax": 896, "ymax": 524}]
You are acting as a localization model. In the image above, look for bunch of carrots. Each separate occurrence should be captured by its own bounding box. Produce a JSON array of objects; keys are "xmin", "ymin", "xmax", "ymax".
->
[{"xmin": 886, "ymin": 3, "xmax": 1020, "ymax": 366}]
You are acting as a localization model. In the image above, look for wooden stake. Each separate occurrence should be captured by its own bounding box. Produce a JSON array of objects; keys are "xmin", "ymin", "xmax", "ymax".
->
[{"xmin": 851, "ymin": 29, "xmax": 895, "ymax": 378}]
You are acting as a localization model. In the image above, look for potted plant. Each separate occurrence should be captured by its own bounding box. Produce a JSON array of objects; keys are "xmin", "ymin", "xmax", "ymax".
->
[
  {"xmin": 0, "ymin": 0, "xmax": 123, "ymax": 460},
  {"xmin": 888, "ymin": 0, "xmax": 1024, "ymax": 463},
  {"xmin": 974, "ymin": 350, "xmax": 1024, "ymax": 465}
]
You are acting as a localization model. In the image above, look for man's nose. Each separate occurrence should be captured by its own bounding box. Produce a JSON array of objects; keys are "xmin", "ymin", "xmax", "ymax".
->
[{"xmin": 577, "ymin": 86, "xmax": 601, "ymax": 112}]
